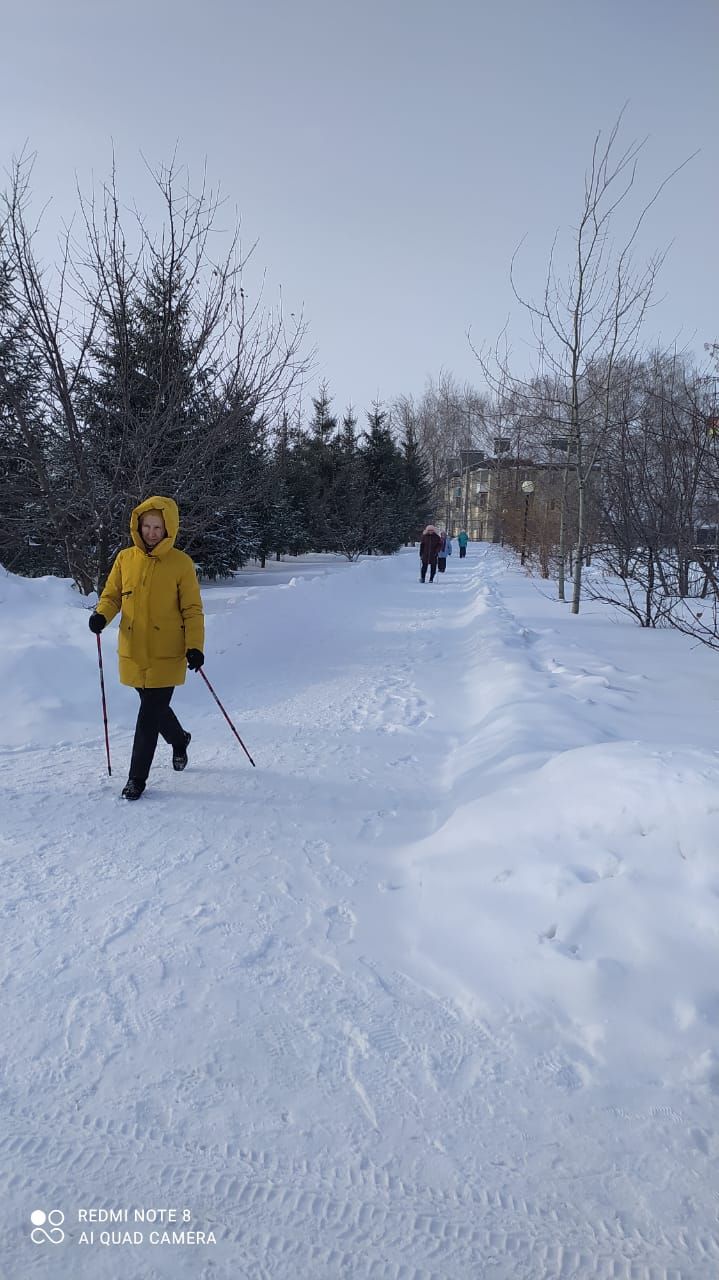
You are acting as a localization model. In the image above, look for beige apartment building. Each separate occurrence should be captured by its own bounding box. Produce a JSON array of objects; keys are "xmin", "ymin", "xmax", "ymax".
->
[{"xmin": 436, "ymin": 449, "xmax": 570, "ymax": 545}]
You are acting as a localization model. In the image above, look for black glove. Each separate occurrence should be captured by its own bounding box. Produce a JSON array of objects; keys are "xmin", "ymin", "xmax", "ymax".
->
[
  {"xmin": 186, "ymin": 648, "xmax": 204, "ymax": 671},
  {"xmin": 89, "ymin": 613, "xmax": 106, "ymax": 634}
]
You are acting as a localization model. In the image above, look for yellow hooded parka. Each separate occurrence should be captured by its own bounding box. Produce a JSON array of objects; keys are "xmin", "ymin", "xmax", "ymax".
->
[{"xmin": 95, "ymin": 496, "xmax": 205, "ymax": 688}]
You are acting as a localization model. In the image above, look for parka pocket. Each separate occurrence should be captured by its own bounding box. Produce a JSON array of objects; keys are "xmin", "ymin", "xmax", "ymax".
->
[
  {"xmin": 118, "ymin": 616, "xmax": 134, "ymax": 656},
  {"xmin": 119, "ymin": 589, "xmax": 135, "ymax": 655},
  {"xmin": 151, "ymin": 621, "xmax": 185, "ymax": 658}
]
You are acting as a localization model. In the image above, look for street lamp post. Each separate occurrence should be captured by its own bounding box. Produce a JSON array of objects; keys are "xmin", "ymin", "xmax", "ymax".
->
[
  {"xmin": 520, "ymin": 480, "xmax": 535, "ymax": 564},
  {"xmin": 463, "ymin": 405, "xmax": 472, "ymax": 531}
]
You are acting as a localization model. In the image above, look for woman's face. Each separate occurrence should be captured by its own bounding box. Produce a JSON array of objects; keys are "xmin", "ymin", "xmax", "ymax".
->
[{"xmin": 140, "ymin": 512, "xmax": 166, "ymax": 548}]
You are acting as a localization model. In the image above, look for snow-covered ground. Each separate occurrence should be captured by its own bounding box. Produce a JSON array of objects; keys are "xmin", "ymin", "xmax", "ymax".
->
[{"xmin": 2, "ymin": 544, "xmax": 718, "ymax": 1279}]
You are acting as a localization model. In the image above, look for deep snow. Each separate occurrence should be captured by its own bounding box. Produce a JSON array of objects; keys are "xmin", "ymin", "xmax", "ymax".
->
[{"xmin": 2, "ymin": 544, "xmax": 718, "ymax": 1279}]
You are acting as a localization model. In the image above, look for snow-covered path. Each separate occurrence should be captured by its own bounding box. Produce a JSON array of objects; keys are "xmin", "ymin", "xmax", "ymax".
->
[{"xmin": 2, "ymin": 547, "xmax": 719, "ymax": 1279}]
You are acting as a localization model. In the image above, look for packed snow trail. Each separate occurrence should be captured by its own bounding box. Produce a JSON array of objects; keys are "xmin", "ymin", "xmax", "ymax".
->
[{"xmin": 2, "ymin": 547, "xmax": 718, "ymax": 1279}]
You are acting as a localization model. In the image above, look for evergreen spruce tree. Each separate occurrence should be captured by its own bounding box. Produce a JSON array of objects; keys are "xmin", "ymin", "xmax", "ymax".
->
[
  {"xmin": 1, "ymin": 157, "xmax": 311, "ymax": 590},
  {"xmin": 281, "ymin": 414, "xmax": 314, "ymax": 555},
  {"xmin": 340, "ymin": 405, "xmax": 358, "ymax": 451},
  {"xmin": 185, "ymin": 398, "xmax": 264, "ymax": 577},
  {"xmin": 361, "ymin": 402, "xmax": 407, "ymax": 553},
  {"xmin": 75, "ymin": 264, "xmax": 212, "ymax": 584},
  {"xmin": 309, "ymin": 382, "xmax": 337, "ymax": 447},
  {"xmin": 266, "ymin": 414, "xmax": 309, "ymax": 558},
  {"xmin": 399, "ymin": 417, "xmax": 434, "ymax": 543},
  {"xmin": 302, "ymin": 383, "xmax": 341, "ymax": 550},
  {"xmin": 330, "ymin": 406, "xmax": 375, "ymax": 559}
]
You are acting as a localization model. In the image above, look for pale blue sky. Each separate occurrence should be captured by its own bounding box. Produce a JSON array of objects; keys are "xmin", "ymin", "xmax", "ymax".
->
[{"xmin": 2, "ymin": 0, "xmax": 716, "ymax": 415}]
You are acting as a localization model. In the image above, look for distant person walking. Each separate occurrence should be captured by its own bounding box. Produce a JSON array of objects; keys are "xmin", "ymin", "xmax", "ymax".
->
[
  {"xmin": 419, "ymin": 524, "xmax": 442, "ymax": 583},
  {"xmin": 88, "ymin": 496, "xmax": 205, "ymax": 801},
  {"xmin": 437, "ymin": 531, "xmax": 453, "ymax": 573},
  {"xmin": 457, "ymin": 530, "xmax": 469, "ymax": 559}
]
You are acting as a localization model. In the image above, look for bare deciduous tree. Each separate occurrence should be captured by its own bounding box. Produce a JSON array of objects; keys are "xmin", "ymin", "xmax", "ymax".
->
[
  {"xmin": 477, "ymin": 112, "xmax": 695, "ymax": 611},
  {"xmin": 0, "ymin": 151, "xmax": 312, "ymax": 589}
]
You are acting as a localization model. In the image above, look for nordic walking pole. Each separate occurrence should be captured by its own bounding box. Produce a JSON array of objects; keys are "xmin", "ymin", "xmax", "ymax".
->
[
  {"xmin": 96, "ymin": 633, "xmax": 112, "ymax": 776},
  {"xmin": 197, "ymin": 668, "xmax": 256, "ymax": 767}
]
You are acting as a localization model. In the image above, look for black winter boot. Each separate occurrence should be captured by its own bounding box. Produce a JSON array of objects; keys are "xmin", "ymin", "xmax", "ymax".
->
[
  {"xmin": 122, "ymin": 779, "xmax": 146, "ymax": 801},
  {"xmin": 173, "ymin": 731, "xmax": 191, "ymax": 772}
]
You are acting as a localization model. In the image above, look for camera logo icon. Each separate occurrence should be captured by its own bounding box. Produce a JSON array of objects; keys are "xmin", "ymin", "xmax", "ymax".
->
[{"xmin": 30, "ymin": 1209, "xmax": 65, "ymax": 1244}]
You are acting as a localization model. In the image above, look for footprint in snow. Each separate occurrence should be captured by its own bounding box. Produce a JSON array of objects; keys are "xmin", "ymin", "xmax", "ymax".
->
[{"xmin": 325, "ymin": 904, "xmax": 356, "ymax": 944}]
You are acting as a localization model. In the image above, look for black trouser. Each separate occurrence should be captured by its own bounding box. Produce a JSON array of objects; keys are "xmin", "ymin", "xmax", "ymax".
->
[
  {"xmin": 129, "ymin": 687, "xmax": 186, "ymax": 782},
  {"xmin": 420, "ymin": 558, "xmax": 437, "ymax": 582},
  {"xmin": 437, "ymin": 557, "xmax": 447, "ymax": 573},
  {"xmin": 459, "ymin": 545, "xmax": 467, "ymax": 558}
]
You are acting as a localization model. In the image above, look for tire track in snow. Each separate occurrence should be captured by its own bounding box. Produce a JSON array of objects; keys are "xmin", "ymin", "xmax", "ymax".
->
[{"xmin": 3, "ymin": 1122, "xmax": 715, "ymax": 1278}]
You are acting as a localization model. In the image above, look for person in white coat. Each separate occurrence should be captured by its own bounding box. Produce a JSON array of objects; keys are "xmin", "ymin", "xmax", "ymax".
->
[{"xmin": 437, "ymin": 531, "xmax": 453, "ymax": 573}]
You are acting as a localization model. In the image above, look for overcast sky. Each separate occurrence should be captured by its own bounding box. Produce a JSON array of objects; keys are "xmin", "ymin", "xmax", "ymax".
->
[{"xmin": 2, "ymin": 0, "xmax": 717, "ymax": 417}]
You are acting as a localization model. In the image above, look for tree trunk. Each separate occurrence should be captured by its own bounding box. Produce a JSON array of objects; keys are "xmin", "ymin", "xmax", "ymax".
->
[
  {"xmin": 645, "ymin": 549, "xmax": 655, "ymax": 627},
  {"xmin": 557, "ymin": 454, "xmax": 571, "ymax": 601},
  {"xmin": 571, "ymin": 479, "xmax": 585, "ymax": 614}
]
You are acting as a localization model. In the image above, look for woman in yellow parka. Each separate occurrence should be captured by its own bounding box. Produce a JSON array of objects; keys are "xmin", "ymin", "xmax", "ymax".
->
[{"xmin": 89, "ymin": 496, "xmax": 205, "ymax": 801}]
